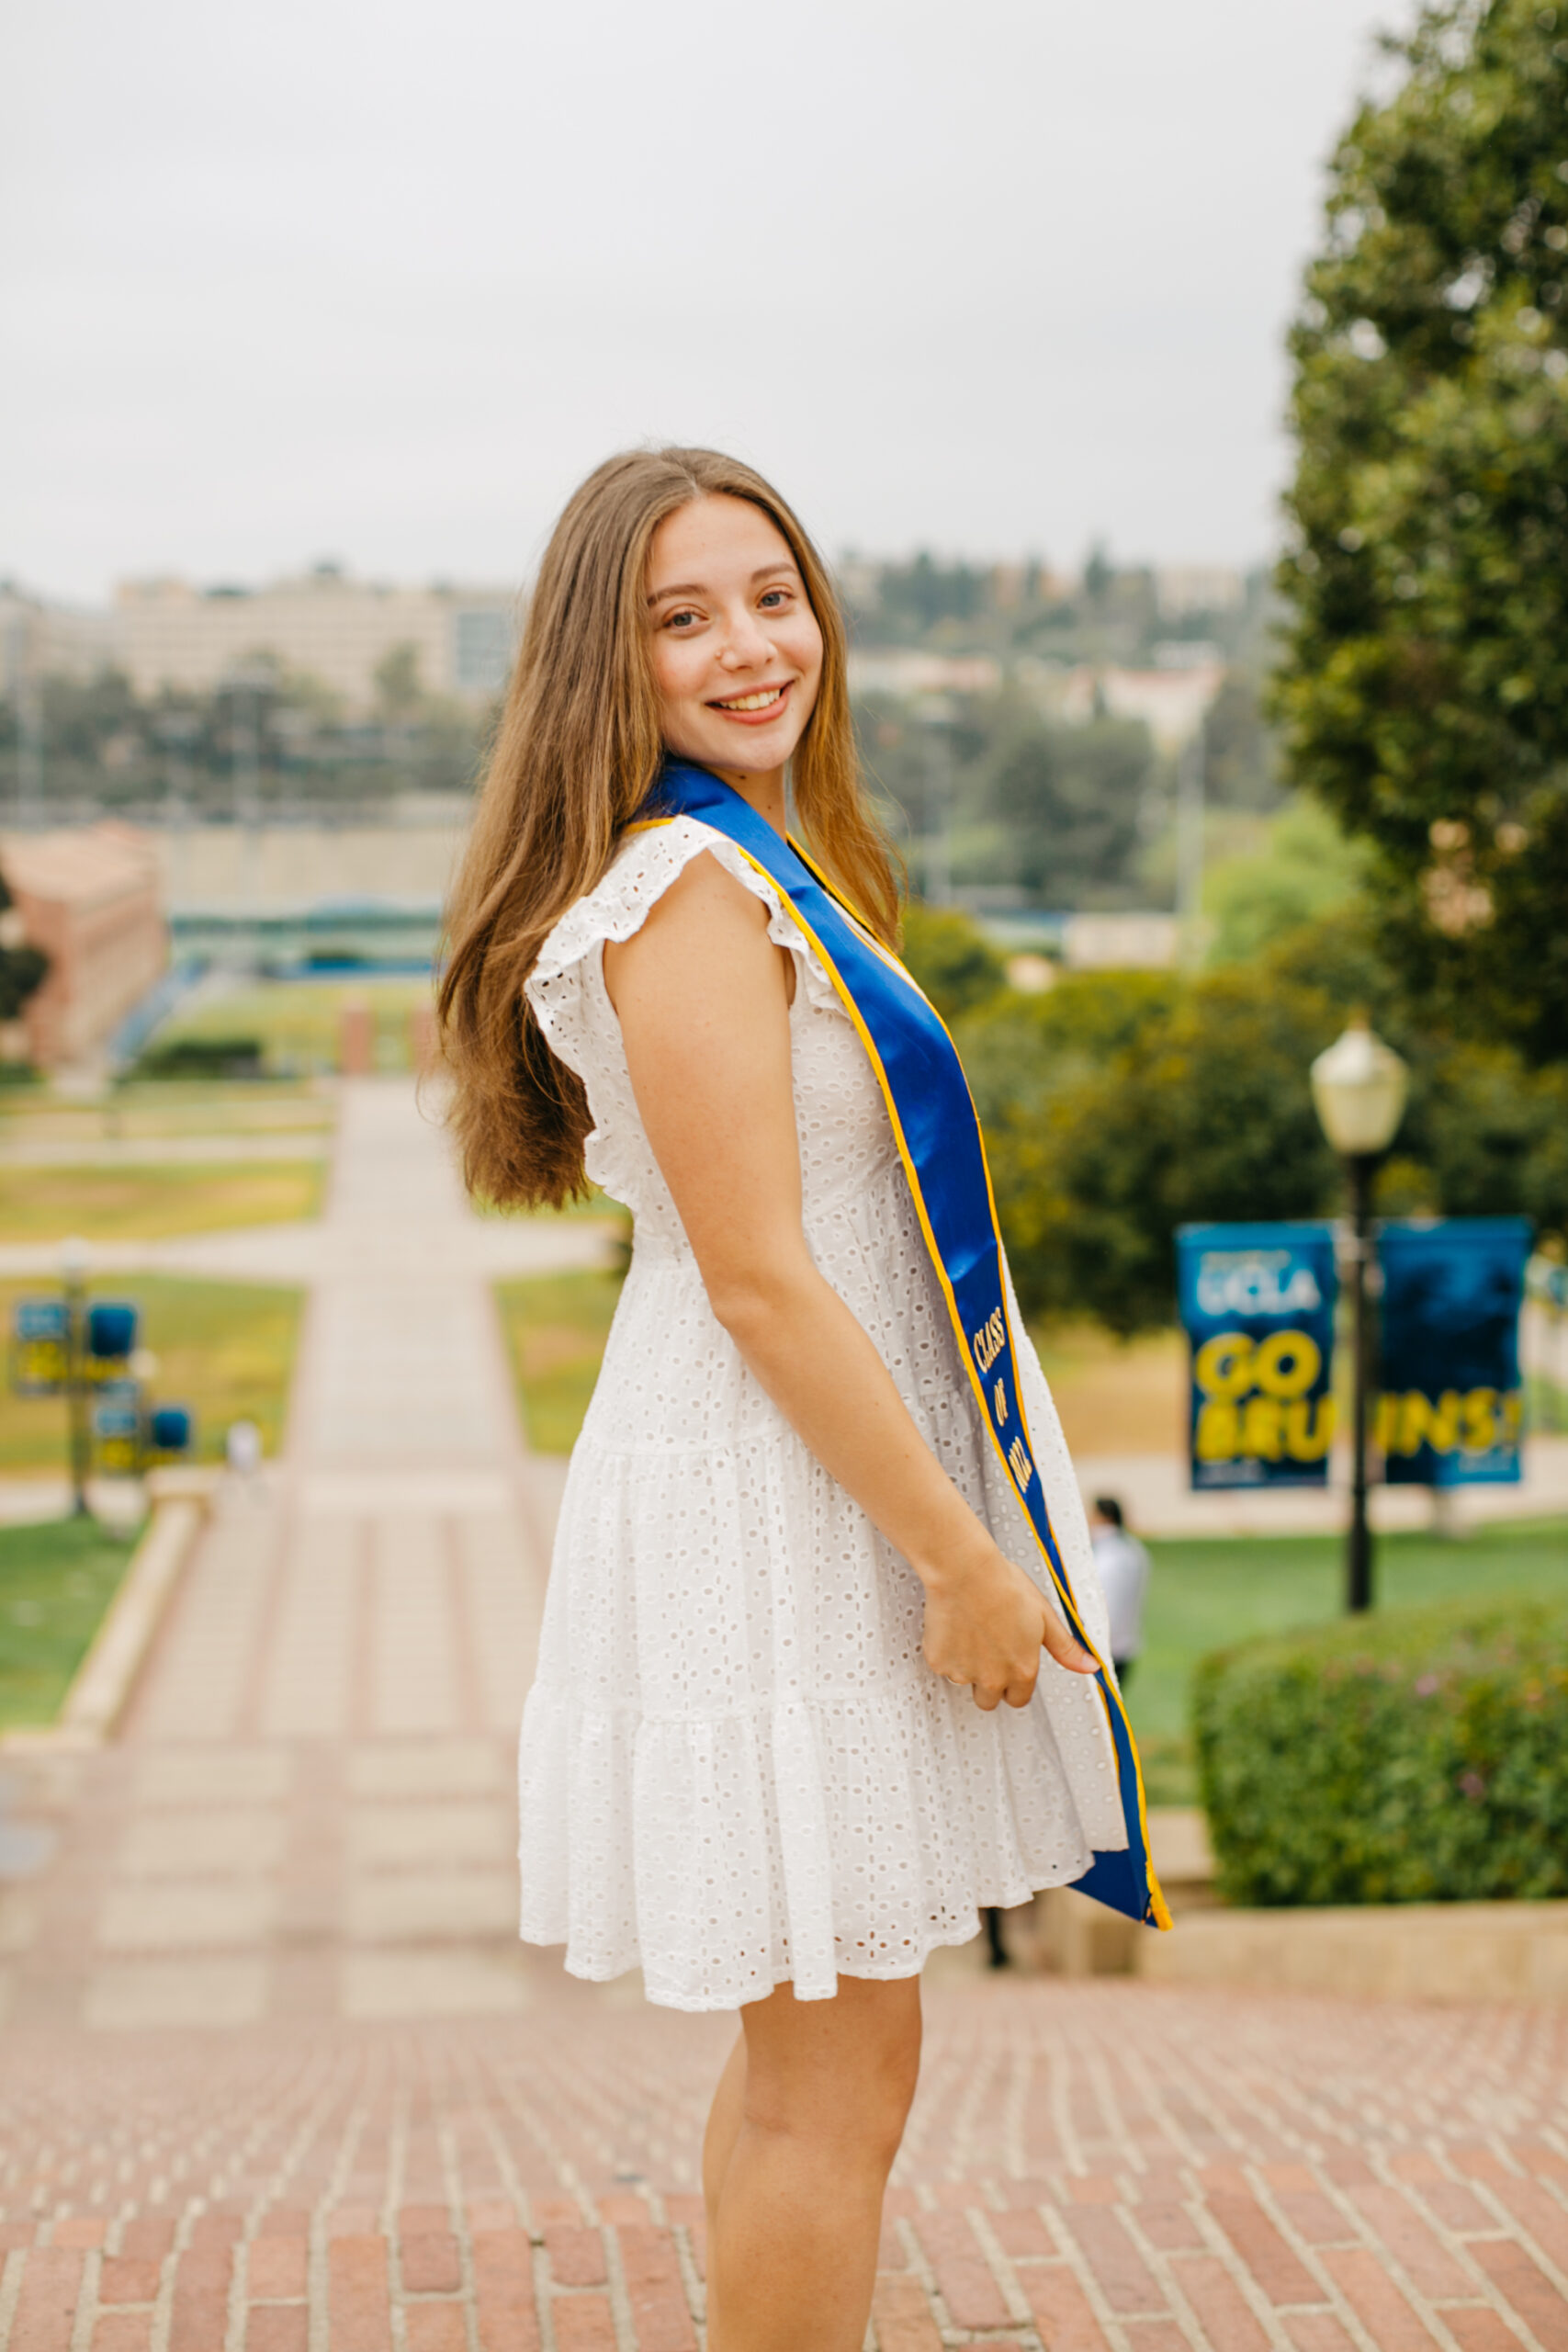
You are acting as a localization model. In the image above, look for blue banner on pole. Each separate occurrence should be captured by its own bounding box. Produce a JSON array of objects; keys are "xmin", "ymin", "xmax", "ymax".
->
[
  {"xmin": 1176, "ymin": 1223, "xmax": 1339, "ymax": 1489},
  {"xmin": 11, "ymin": 1298, "xmax": 68, "ymax": 1396},
  {"xmin": 87, "ymin": 1301, "xmax": 138, "ymax": 1374},
  {"xmin": 1376, "ymin": 1218, "xmax": 1531, "ymax": 1486}
]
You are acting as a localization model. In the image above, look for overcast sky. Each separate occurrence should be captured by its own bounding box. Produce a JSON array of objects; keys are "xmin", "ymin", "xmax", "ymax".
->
[{"xmin": 2, "ymin": 0, "xmax": 1416, "ymax": 603}]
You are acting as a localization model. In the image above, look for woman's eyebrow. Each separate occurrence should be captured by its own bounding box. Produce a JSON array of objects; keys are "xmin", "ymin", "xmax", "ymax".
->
[{"xmin": 647, "ymin": 563, "xmax": 799, "ymax": 608}]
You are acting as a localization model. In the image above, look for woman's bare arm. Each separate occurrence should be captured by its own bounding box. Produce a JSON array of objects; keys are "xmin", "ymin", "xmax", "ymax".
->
[{"xmin": 603, "ymin": 852, "xmax": 1096, "ymax": 1709}]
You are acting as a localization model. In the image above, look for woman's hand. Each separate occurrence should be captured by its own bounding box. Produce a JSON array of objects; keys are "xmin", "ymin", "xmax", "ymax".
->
[{"xmin": 921, "ymin": 1541, "xmax": 1099, "ymax": 1712}]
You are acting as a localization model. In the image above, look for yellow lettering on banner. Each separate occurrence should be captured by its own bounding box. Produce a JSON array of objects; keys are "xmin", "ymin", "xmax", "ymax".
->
[
  {"xmin": 1394, "ymin": 1392, "xmax": 1432, "ymax": 1455},
  {"xmin": 1254, "ymin": 1329, "xmax": 1321, "ymax": 1400},
  {"xmin": 993, "ymin": 1379, "xmax": 1008, "ymax": 1426},
  {"xmin": 1195, "ymin": 1399, "xmax": 1240, "ymax": 1460},
  {"xmin": 1396, "ymin": 1390, "xmax": 1461, "ymax": 1455},
  {"xmin": 1462, "ymin": 1387, "xmax": 1499, "ymax": 1450},
  {"xmin": 971, "ymin": 1308, "xmax": 1006, "ymax": 1376},
  {"xmin": 1241, "ymin": 1395, "xmax": 1283, "ymax": 1462},
  {"xmin": 1193, "ymin": 1332, "xmax": 1254, "ymax": 1399},
  {"xmin": 1379, "ymin": 1388, "xmax": 1523, "ymax": 1458},
  {"xmin": 1285, "ymin": 1395, "xmax": 1336, "ymax": 1461},
  {"xmin": 1007, "ymin": 1435, "xmax": 1033, "ymax": 1490}
]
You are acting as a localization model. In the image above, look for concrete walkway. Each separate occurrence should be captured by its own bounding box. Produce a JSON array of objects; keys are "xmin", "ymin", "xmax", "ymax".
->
[
  {"xmin": 0, "ymin": 1080, "xmax": 1563, "ymax": 2348},
  {"xmin": 1071, "ymin": 1437, "xmax": 1568, "ymax": 1538},
  {"xmin": 0, "ymin": 1080, "xmax": 574, "ymax": 2039}
]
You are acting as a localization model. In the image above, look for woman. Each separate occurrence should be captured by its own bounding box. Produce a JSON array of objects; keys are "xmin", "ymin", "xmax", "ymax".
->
[{"xmin": 440, "ymin": 447, "xmax": 1160, "ymax": 2352}]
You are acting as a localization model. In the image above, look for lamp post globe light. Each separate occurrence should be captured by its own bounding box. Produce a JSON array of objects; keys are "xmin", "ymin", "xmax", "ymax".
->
[{"xmin": 1310, "ymin": 1016, "xmax": 1410, "ymax": 1614}]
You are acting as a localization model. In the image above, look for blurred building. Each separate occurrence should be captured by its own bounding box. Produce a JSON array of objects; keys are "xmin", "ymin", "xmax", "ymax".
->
[
  {"xmin": 1021, "ymin": 659, "xmax": 1224, "ymax": 752},
  {"xmin": 0, "ymin": 585, "xmax": 117, "ymax": 689},
  {"xmin": 155, "ymin": 805, "xmax": 467, "ymax": 967},
  {"xmin": 1154, "ymin": 565, "xmax": 1245, "ymax": 619},
  {"xmin": 113, "ymin": 563, "xmax": 518, "ymax": 713},
  {"xmin": 847, "ymin": 650, "xmax": 1003, "ymax": 697},
  {"xmin": 0, "ymin": 823, "xmax": 167, "ymax": 1067},
  {"xmin": 1063, "ymin": 911, "xmax": 1179, "ymax": 969}
]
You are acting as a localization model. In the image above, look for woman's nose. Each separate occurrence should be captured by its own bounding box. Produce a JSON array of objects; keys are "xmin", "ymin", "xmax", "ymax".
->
[{"xmin": 717, "ymin": 608, "xmax": 772, "ymax": 668}]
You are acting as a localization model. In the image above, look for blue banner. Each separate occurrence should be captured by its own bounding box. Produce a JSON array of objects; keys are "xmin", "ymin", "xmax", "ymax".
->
[
  {"xmin": 1377, "ymin": 1218, "xmax": 1531, "ymax": 1486},
  {"xmin": 1176, "ymin": 1224, "xmax": 1339, "ymax": 1489},
  {"xmin": 11, "ymin": 1298, "xmax": 68, "ymax": 1396}
]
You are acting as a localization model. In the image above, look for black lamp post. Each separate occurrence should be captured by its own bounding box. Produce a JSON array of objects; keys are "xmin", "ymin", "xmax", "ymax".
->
[
  {"xmin": 61, "ymin": 1236, "xmax": 92, "ymax": 1518},
  {"xmin": 1310, "ymin": 1017, "xmax": 1409, "ymax": 1613}
]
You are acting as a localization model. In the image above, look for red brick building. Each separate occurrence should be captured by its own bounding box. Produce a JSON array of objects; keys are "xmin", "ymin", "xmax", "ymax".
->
[{"xmin": 0, "ymin": 822, "xmax": 167, "ymax": 1068}]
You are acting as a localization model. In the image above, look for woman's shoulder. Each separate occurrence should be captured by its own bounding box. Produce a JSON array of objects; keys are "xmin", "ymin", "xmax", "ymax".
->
[
  {"xmin": 531, "ymin": 817, "xmax": 775, "ymax": 989},
  {"xmin": 528, "ymin": 814, "xmax": 841, "ymax": 1035}
]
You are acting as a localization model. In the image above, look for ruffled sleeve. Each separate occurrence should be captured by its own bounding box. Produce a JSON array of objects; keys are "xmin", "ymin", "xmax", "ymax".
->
[{"xmin": 525, "ymin": 816, "xmax": 841, "ymax": 1081}]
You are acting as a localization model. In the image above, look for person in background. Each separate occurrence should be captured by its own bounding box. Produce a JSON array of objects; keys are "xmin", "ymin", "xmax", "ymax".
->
[{"xmin": 1089, "ymin": 1496, "xmax": 1151, "ymax": 1686}]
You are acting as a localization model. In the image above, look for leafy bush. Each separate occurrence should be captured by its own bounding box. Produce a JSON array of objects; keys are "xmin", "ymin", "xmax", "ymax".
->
[
  {"xmin": 947, "ymin": 905, "xmax": 1567, "ymax": 1333},
  {"xmin": 960, "ymin": 965, "xmax": 1337, "ymax": 1334},
  {"xmin": 135, "ymin": 1034, "xmax": 266, "ymax": 1080},
  {"xmin": 1194, "ymin": 1597, "xmax": 1568, "ymax": 1907},
  {"xmin": 899, "ymin": 903, "xmax": 1006, "ymax": 1021}
]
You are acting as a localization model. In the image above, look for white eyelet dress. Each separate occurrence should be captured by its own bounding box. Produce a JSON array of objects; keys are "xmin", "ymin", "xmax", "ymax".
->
[{"xmin": 518, "ymin": 817, "xmax": 1127, "ymax": 2011}]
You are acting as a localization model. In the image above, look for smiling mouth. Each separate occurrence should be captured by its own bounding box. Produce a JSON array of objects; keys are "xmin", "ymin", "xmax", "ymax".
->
[{"xmin": 709, "ymin": 684, "xmax": 789, "ymax": 714}]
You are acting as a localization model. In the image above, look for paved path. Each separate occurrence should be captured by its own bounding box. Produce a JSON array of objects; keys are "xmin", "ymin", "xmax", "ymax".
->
[
  {"xmin": 0, "ymin": 1080, "xmax": 1564, "ymax": 2348},
  {"xmin": 1070, "ymin": 1440, "xmax": 1568, "ymax": 1539}
]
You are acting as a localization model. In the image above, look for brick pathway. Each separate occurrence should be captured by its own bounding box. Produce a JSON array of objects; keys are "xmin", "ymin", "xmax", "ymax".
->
[
  {"xmin": 1, "ymin": 1992, "xmax": 1564, "ymax": 2349},
  {"xmin": 1, "ymin": 1080, "xmax": 1565, "ymax": 2348}
]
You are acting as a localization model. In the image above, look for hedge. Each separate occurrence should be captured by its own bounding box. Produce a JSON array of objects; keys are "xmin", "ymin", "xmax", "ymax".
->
[
  {"xmin": 135, "ymin": 1035, "xmax": 265, "ymax": 1080},
  {"xmin": 1193, "ymin": 1597, "xmax": 1568, "ymax": 1907}
]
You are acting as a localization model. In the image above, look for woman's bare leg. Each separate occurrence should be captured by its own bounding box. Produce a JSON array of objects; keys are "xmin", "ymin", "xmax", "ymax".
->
[
  {"xmin": 701, "ymin": 2034, "xmax": 748, "ymax": 2346},
  {"xmin": 704, "ymin": 1974, "xmax": 921, "ymax": 2352}
]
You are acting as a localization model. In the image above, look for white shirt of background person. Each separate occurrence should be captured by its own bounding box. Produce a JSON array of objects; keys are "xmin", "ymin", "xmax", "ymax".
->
[
  {"xmin": 1089, "ymin": 1498, "xmax": 1151, "ymax": 1675},
  {"xmin": 226, "ymin": 1419, "xmax": 262, "ymax": 1477}
]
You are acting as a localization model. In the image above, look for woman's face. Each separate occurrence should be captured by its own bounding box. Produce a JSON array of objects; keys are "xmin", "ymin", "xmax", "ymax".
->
[{"xmin": 646, "ymin": 494, "xmax": 824, "ymax": 786}]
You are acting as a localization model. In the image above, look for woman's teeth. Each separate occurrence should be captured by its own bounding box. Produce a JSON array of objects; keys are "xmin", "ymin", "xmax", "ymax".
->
[{"xmin": 714, "ymin": 688, "xmax": 783, "ymax": 712}]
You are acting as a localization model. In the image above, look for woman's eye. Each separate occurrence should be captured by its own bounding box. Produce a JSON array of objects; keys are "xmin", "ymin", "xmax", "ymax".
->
[
  {"xmin": 759, "ymin": 589, "xmax": 789, "ymax": 610},
  {"xmin": 665, "ymin": 609, "xmax": 699, "ymax": 630}
]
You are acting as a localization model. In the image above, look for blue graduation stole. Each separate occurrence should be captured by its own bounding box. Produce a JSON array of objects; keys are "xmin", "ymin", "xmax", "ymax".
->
[{"xmin": 636, "ymin": 761, "xmax": 1170, "ymax": 1932}]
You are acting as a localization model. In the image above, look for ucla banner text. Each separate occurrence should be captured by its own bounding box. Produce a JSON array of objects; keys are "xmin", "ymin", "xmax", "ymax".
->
[{"xmin": 1176, "ymin": 1224, "xmax": 1338, "ymax": 1490}]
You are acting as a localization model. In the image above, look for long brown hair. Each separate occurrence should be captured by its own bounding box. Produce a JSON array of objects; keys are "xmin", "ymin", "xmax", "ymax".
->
[{"xmin": 438, "ymin": 445, "xmax": 898, "ymax": 1208}]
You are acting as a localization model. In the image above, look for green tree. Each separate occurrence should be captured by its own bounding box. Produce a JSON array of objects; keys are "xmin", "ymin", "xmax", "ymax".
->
[
  {"xmin": 1201, "ymin": 669, "xmax": 1281, "ymax": 809},
  {"xmin": 373, "ymin": 642, "xmax": 424, "ymax": 722},
  {"xmin": 961, "ymin": 911, "xmax": 1568, "ymax": 1335},
  {"xmin": 898, "ymin": 904, "xmax": 1006, "ymax": 1020},
  {"xmin": 1272, "ymin": 0, "xmax": 1568, "ymax": 1064},
  {"xmin": 1011, "ymin": 974, "xmax": 1341, "ymax": 1335},
  {"xmin": 1203, "ymin": 801, "xmax": 1369, "ymax": 964},
  {"xmin": 0, "ymin": 871, "xmax": 48, "ymax": 1029},
  {"xmin": 985, "ymin": 717, "xmax": 1153, "ymax": 900}
]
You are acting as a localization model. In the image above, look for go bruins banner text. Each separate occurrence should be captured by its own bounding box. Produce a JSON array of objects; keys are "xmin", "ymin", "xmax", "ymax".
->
[{"xmin": 1176, "ymin": 1223, "xmax": 1338, "ymax": 1490}]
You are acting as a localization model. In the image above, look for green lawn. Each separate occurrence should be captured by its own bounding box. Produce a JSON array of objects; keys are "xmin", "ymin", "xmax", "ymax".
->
[
  {"xmin": 494, "ymin": 1268, "xmax": 626, "ymax": 1454},
  {"xmin": 0, "ymin": 1159, "xmax": 323, "ymax": 1244},
  {"xmin": 1131, "ymin": 1517, "xmax": 1568, "ymax": 1804},
  {"xmin": 0, "ymin": 1274, "xmax": 304, "ymax": 1469},
  {"xmin": 0, "ymin": 1515, "xmax": 141, "ymax": 1730},
  {"xmin": 0, "ymin": 1086, "xmax": 334, "ymax": 1143}
]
